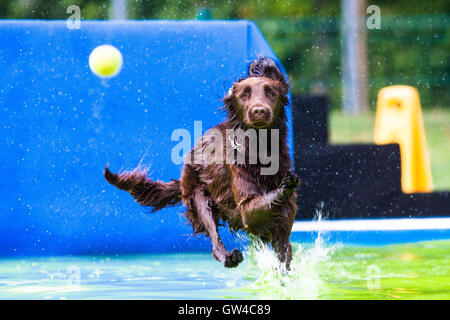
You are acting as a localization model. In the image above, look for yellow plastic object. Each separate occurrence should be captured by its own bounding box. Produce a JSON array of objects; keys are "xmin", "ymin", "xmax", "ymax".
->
[{"xmin": 374, "ymin": 85, "xmax": 433, "ymax": 193}]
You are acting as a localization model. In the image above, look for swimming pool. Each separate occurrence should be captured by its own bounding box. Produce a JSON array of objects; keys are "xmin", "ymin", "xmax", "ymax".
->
[{"xmin": 1, "ymin": 218, "xmax": 449, "ymax": 300}]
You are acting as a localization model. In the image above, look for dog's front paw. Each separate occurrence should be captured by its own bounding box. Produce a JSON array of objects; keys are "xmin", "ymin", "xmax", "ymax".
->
[
  {"xmin": 279, "ymin": 173, "xmax": 301, "ymax": 199},
  {"xmin": 224, "ymin": 249, "xmax": 243, "ymax": 268}
]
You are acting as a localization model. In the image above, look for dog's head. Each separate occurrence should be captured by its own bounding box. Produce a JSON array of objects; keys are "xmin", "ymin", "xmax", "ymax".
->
[{"xmin": 223, "ymin": 57, "xmax": 289, "ymax": 128}]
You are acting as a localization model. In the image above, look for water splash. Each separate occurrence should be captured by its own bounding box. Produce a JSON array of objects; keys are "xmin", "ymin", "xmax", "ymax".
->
[{"xmin": 240, "ymin": 204, "xmax": 337, "ymax": 299}]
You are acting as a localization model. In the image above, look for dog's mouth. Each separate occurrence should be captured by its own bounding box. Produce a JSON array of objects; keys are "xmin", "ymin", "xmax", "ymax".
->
[
  {"xmin": 251, "ymin": 121, "xmax": 271, "ymax": 128},
  {"xmin": 247, "ymin": 106, "xmax": 273, "ymax": 128}
]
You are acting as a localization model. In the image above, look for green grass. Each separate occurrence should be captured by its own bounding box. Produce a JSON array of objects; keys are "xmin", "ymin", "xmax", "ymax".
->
[{"xmin": 329, "ymin": 109, "xmax": 450, "ymax": 191}]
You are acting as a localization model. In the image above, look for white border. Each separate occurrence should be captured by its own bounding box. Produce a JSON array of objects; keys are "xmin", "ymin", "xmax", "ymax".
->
[{"xmin": 292, "ymin": 217, "xmax": 450, "ymax": 232}]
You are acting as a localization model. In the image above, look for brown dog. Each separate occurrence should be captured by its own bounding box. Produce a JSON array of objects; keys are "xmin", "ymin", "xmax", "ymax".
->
[{"xmin": 104, "ymin": 57, "xmax": 300, "ymax": 268}]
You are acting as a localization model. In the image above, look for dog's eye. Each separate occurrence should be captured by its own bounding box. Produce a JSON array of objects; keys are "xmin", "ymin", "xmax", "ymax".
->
[
  {"xmin": 266, "ymin": 90, "xmax": 275, "ymax": 97},
  {"xmin": 240, "ymin": 92, "xmax": 249, "ymax": 99}
]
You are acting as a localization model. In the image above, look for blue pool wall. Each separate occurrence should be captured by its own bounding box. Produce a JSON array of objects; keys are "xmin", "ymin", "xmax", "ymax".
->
[
  {"xmin": 0, "ymin": 20, "xmax": 293, "ymax": 256},
  {"xmin": 290, "ymin": 229, "xmax": 450, "ymax": 246}
]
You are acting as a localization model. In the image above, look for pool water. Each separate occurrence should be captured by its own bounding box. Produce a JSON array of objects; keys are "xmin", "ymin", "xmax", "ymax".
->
[{"xmin": 0, "ymin": 238, "xmax": 449, "ymax": 300}]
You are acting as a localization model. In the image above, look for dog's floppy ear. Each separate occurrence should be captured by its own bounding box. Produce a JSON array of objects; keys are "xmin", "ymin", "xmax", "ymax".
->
[
  {"xmin": 249, "ymin": 57, "xmax": 289, "ymax": 93},
  {"xmin": 221, "ymin": 85, "xmax": 237, "ymax": 118},
  {"xmin": 223, "ymin": 86, "xmax": 235, "ymax": 107}
]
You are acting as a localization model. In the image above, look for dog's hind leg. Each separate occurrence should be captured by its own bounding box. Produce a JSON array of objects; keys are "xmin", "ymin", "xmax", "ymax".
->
[{"xmin": 192, "ymin": 188, "xmax": 243, "ymax": 268}]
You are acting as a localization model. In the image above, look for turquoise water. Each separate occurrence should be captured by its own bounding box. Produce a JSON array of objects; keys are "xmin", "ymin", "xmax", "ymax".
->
[{"xmin": 1, "ymin": 237, "xmax": 449, "ymax": 300}]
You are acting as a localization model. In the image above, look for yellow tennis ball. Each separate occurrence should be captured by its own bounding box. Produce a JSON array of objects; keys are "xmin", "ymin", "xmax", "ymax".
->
[{"xmin": 89, "ymin": 44, "xmax": 123, "ymax": 78}]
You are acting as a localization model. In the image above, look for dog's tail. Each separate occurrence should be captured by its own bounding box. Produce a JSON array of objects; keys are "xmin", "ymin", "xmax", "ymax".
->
[{"xmin": 104, "ymin": 165, "xmax": 182, "ymax": 212}]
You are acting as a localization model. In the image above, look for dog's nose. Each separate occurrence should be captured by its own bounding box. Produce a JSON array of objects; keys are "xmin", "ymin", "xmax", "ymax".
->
[{"xmin": 252, "ymin": 106, "xmax": 267, "ymax": 117}]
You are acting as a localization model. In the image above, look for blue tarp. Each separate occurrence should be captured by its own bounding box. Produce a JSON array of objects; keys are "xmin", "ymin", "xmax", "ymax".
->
[{"xmin": 0, "ymin": 20, "xmax": 292, "ymax": 256}]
